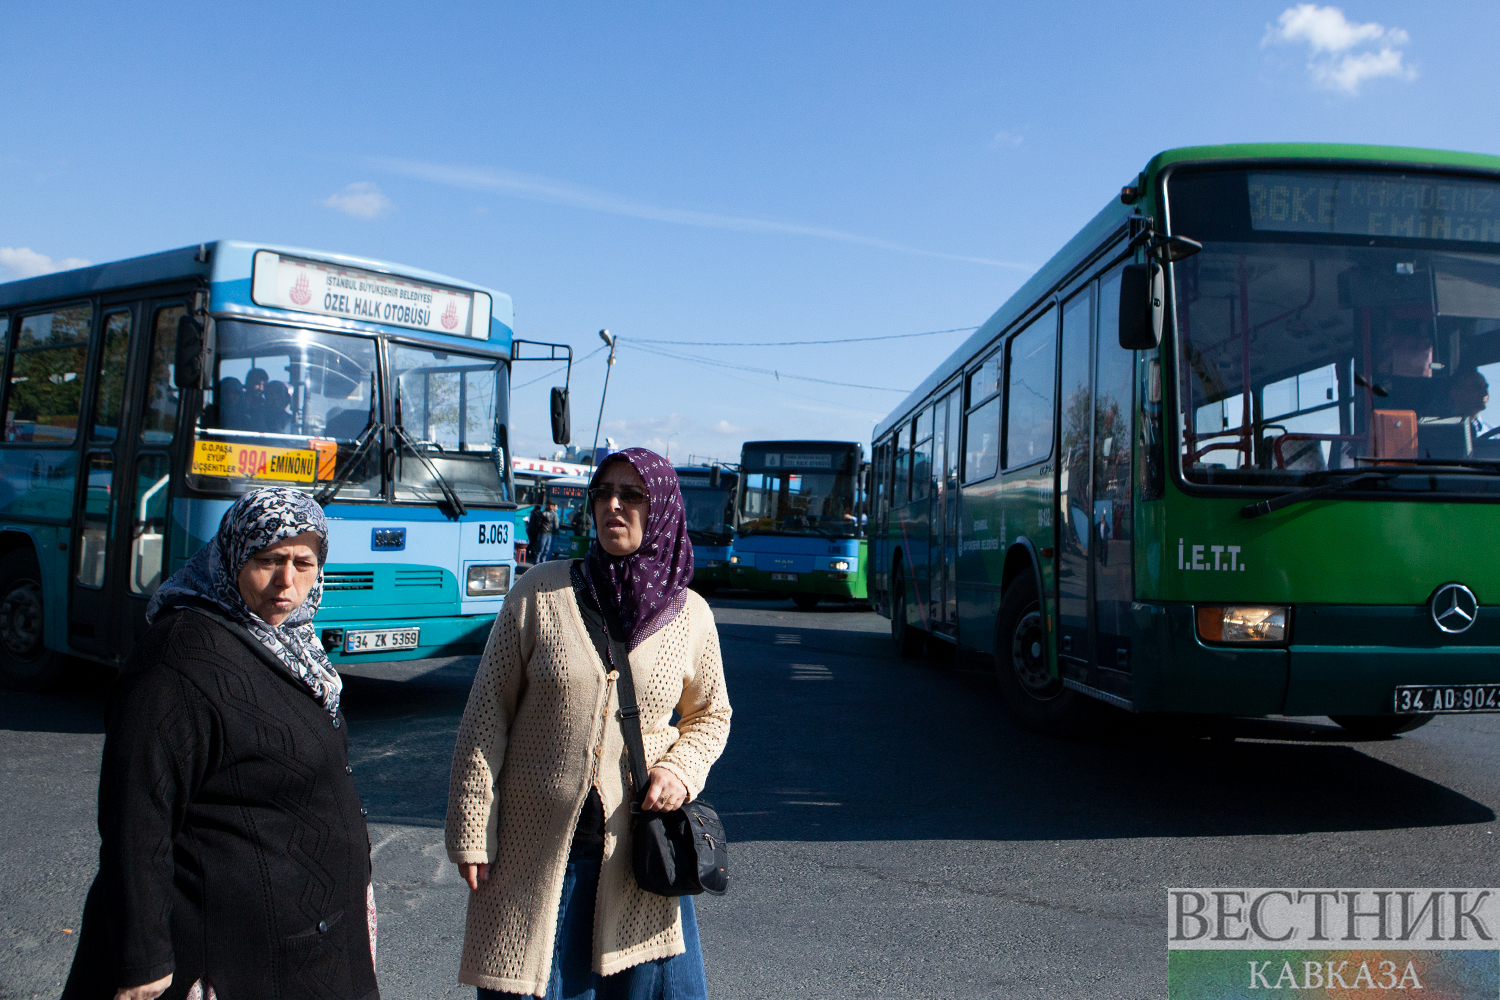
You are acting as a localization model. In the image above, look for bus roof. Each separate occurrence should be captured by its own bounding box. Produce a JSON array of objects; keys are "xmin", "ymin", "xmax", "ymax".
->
[
  {"xmin": 741, "ymin": 440, "xmax": 863, "ymax": 450},
  {"xmin": 0, "ymin": 240, "xmax": 515, "ymax": 351},
  {"xmin": 873, "ymin": 142, "xmax": 1500, "ymax": 441}
]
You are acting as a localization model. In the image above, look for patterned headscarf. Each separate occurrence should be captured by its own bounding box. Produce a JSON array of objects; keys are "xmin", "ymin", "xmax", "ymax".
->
[
  {"xmin": 147, "ymin": 487, "xmax": 343, "ymax": 719},
  {"xmin": 584, "ymin": 448, "xmax": 694, "ymax": 649}
]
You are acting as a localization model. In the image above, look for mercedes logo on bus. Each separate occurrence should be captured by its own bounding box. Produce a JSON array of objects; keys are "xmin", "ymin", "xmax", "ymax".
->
[{"xmin": 1429, "ymin": 583, "xmax": 1479, "ymax": 634}]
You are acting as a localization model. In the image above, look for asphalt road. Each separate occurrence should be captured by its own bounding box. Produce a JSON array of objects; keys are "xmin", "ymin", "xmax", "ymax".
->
[{"xmin": 3, "ymin": 594, "xmax": 1499, "ymax": 998}]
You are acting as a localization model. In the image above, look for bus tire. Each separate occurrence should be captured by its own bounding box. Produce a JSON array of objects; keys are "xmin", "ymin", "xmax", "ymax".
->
[
  {"xmin": 792, "ymin": 593, "xmax": 821, "ymax": 610},
  {"xmin": 890, "ymin": 562, "xmax": 924, "ymax": 658},
  {"xmin": 993, "ymin": 576, "xmax": 1096, "ymax": 736},
  {"xmin": 1328, "ymin": 714, "xmax": 1434, "ymax": 738},
  {"xmin": 0, "ymin": 548, "xmax": 67, "ymax": 692}
]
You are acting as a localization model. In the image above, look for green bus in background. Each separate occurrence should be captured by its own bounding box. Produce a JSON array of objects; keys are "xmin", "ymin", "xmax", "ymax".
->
[{"xmin": 872, "ymin": 143, "xmax": 1500, "ymax": 737}]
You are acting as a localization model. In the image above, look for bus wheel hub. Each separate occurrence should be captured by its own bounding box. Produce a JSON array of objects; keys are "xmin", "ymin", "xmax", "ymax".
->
[
  {"xmin": 1012, "ymin": 608, "xmax": 1051, "ymax": 694},
  {"xmin": 0, "ymin": 581, "xmax": 43, "ymax": 659}
]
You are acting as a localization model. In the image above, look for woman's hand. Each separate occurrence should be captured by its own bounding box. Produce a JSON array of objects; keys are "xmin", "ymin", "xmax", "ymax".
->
[
  {"xmin": 641, "ymin": 767, "xmax": 689, "ymax": 812},
  {"xmin": 459, "ymin": 862, "xmax": 490, "ymax": 891},
  {"xmin": 114, "ymin": 974, "xmax": 172, "ymax": 1000}
]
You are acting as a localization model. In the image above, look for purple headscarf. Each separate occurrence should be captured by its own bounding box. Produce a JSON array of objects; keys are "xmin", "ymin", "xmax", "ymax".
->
[{"xmin": 584, "ymin": 448, "xmax": 694, "ymax": 649}]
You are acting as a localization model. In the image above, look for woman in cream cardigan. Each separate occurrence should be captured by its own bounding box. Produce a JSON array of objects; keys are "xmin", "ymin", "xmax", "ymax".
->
[{"xmin": 447, "ymin": 448, "xmax": 732, "ymax": 999}]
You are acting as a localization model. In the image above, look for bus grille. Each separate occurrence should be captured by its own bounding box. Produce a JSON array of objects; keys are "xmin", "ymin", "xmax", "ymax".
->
[
  {"xmin": 395, "ymin": 569, "xmax": 445, "ymax": 589},
  {"xmin": 324, "ymin": 572, "xmax": 375, "ymax": 591}
]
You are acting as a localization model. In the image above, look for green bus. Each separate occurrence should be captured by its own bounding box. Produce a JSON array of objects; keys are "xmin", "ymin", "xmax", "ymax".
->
[{"xmin": 872, "ymin": 143, "xmax": 1500, "ymax": 737}]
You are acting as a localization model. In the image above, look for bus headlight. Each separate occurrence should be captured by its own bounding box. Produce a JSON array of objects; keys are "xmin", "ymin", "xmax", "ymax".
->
[
  {"xmin": 830, "ymin": 559, "xmax": 850, "ymax": 571},
  {"xmin": 729, "ymin": 555, "xmax": 740, "ymax": 564},
  {"xmin": 1196, "ymin": 605, "xmax": 1289, "ymax": 644},
  {"xmin": 467, "ymin": 564, "xmax": 512, "ymax": 597}
]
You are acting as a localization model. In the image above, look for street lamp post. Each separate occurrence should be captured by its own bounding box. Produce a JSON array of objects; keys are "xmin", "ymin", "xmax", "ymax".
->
[{"xmin": 590, "ymin": 329, "xmax": 616, "ymax": 465}]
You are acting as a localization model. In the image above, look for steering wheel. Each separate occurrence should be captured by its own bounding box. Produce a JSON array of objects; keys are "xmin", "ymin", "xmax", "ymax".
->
[{"xmin": 1477, "ymin": 426, "xmax": 1500, "ymax": 442}]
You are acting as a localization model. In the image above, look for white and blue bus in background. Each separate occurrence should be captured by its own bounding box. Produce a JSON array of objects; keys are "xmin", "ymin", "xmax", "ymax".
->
[
  {"xmin": 0, "ymin": 241, "xmax": 572, "ymax": 688},
  {"xmin": 675, "ymin": 464, "xmax": 737, "ymax": 594}
]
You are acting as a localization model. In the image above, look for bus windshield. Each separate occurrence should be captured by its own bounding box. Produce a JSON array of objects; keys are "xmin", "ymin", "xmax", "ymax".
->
[
  {"xmin": 1169, "ymin": 168, "xmax": 1500, "ymax": 495},
  {"xmin": 390, "ymin": 343, "xmax": 508, "ymax": 506},
  {"xmin": 192, "ymin": 320, "xmax": 382, "ymax": 498},
  {"xmin": 738, "ymin": 447, "xmax": 861, "ymax": 537},
  {"xmin": 681, "ymin": 484, "xmax": 734, "ymax": 544}
]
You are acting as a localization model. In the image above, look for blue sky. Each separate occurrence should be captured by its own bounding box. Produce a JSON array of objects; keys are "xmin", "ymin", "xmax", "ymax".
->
[{"xmin": 1, "ymin": 2, "xmax": 1491, "ymax": 465}]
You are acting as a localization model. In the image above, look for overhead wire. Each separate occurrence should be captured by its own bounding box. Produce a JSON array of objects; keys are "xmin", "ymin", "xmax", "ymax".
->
[
  {"xmin": 629, "ymin": 326, "xmax": 978, "ymax": 347},
  {"xmin": 627, "ymin": 342, "xmax": 911, "ymax": 392}
]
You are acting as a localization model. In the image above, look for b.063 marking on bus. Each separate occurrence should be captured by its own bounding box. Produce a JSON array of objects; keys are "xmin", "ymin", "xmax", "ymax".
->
[
  {"xmin": 478, "ymin": 523, "xmax": 510, "ymax": 544},
  {"xmin": 1177, "ymin": 537, "xmax": 1247, "ymax": 572}
]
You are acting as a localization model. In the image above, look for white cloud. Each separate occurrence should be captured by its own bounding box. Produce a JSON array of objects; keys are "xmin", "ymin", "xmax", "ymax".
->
[
  {"xmin": 1264, "ymin": 4, "xmax": 1416, "ymax": 94},
  {"xmin": 990, "ymin": 130, "xmax": 1024, "ymax": 148},
  {"xmin": 369, "ymin": 156, "xmax": 1031, "ymax": 270},
  {"xmin": 712, "ymin": 419, "xmax": 749, "ymax": 435},
  {"xmin": 0, "ymin": 247, "xmax": 91, "ymax": 279},
  {"xmin": 322, "ymin": 181, "xmax": 392, "ymax": 219}
]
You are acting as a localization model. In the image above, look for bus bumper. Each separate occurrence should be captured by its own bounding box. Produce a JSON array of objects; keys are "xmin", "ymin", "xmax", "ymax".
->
[
  {"xmin": 1130, "ymin": 603, "xmax": 1500, "ymax": 716},
  {"xmin": 729, "ymin": 565, "xmax": 867, "ymax": 600},
  {"xmin": 317, "ymin": 613, "xmax": 497, "ymax": 666}
]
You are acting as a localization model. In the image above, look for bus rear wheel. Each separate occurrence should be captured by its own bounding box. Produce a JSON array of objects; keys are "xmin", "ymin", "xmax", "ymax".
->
[
  {"xmin": 1328, "ymin": 714, "xmax": 1434, "ymax": 738},
  {"xmin": 890, "ymin": 563, "xmax": 924, "ymax": 658},
  {"xmin": 792, "ymin": 593, "xmax": 821, "ymax": 610},
  {"xmin": 0, "ymin": 549, "xmax": 67, "ymax": 692},
  {"xmin": 993, "ymin": 577, "xmax": 1097, "ymax": 736}
]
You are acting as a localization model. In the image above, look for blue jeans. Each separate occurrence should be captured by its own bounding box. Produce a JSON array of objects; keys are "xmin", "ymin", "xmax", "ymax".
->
[
  {"xmin": 477, "ymin": 858, "xmax": 707, "ymax": 1000},
  {"xmin": 535, "ymin": 533, "xmax": 554, "ymax": 562}
]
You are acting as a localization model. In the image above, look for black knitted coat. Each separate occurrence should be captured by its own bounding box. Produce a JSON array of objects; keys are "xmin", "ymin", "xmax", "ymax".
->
[{"xmin": 62, "ymin": 607, "xmax": 379, "ymax": 1000}]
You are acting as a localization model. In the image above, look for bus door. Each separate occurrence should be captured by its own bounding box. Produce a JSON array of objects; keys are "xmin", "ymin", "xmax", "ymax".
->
[
  {"xmin": 929, "ymin": 387, "xmax": 960, "ymax": 635},
  {"xmin": 67, "ymin": 295, "xmax": 186, "ymax": 658},
  {"xmin": 1054, "ymin": 272, "xmax": 1133, "ymax": 697}
]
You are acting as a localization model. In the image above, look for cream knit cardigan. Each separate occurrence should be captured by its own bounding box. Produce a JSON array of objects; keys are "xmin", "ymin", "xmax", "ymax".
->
[{"xmin": 445, "ymin": 560, "xmax": 732, "ymax": 994}]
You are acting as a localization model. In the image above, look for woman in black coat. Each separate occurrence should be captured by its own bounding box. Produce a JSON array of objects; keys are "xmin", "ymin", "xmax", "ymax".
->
[{"xmin": 63, "ymin": 487, "xmax": 378, "ymax": 1000}]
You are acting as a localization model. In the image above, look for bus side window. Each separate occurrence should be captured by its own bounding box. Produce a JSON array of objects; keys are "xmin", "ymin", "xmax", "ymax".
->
[
  {"xmin": 1005, "ymin": 306, "xmax": 1058, "ymax": 469},
  {"xmin": 912, "ymin": 408, "xmax": 933, "ymax": 501},
  {"xmin": 964, "ymin": 351, "xmax": 1002, "ymax": 483},
  {"xmin": 131, "ymin": 454, "xmax": 171, "ymax": 595},
  {"xmin": 895, "ymin": 423, "xmax": 910, "ymax": 505},
  {"xmin": 8, "ymin": 304, "xmax": 92, "ymax": 444},
  {"xmin": 92, "ymin": 311, "xmax": 132, "ymax": 440},
  {"xmin": 77, "ymin": 452, "xmax": 114, "ymax": 588},
  {"xmin": 141, "ymin": 305, "xmax": 185, "ymax": 445}
]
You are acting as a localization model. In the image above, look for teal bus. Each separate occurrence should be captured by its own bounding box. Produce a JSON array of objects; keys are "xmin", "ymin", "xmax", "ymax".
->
[
  {"xmin": 873, "ymin": 144, "xmax": 1500, "ymax": 737},
  {"xmin": 731, "ymin": 440, "xmax": 867, "ymax": 608},
  {"xmin": 0, "ymin": 240, "xmax": 568, "ymax": 688},
  {"xmin": 675, "ymin": 464, "xmax": 738, "ymax": 593}
]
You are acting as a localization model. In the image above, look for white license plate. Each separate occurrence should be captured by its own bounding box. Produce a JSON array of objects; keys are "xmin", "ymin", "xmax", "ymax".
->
[
  {"xmin": 1395, "ymin": 683, "xmax": 1500, "ymax": 713},
  {"xmin": 343, "ymin": 627, "xmax": 421, "ymax": 654},
  {"xmin": 771, "ymin": 572, "xmax": 799, "ymax": 582}
]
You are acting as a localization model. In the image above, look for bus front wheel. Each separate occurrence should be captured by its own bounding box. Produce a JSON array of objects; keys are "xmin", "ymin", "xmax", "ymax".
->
[
  {"xmin": 890, "ymin": 563, "xmax": 924, "ymax": 658},
  {"xmin": 0, "ymin": 549, "xmax": 67, "ymax": 691},
  {"xmin": 1328, "ymin": 714, "xmax": 1434, "ymax": 738},
  {"xmin": 792, "ymin": 593, "xmax": 821, "ymax": 610},
  {"xmin": 993, "ymin": 577, "xmax": 1096, "ymax": 736}
]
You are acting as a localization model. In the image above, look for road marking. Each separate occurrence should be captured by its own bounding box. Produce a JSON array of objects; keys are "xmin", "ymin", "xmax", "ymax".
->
[{"xmin": 791, "ymin": 663, "xmax": 832, "ymax": 681}]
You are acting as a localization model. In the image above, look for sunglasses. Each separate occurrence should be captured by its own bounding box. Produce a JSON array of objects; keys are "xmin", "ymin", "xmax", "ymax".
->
[{"xmin": 589, "ymin": 486, "xmax": 650, "ymax": 506}]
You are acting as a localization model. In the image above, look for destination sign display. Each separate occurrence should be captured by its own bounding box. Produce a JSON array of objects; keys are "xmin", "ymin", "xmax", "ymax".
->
[
  {"xmin": 191, "ymin": 440, "xmax": 319, "ymax": 483},
  {"xmin": 251, "ymin": 251, "xmax": 492, "ymax": 339},
  {"xmin": 1248, "ymin": 172, "xmax": 1500, "ymax": 244},
  {"xmin": 753, "ymin": 451, "xmax": 836, "ymax": 470}
]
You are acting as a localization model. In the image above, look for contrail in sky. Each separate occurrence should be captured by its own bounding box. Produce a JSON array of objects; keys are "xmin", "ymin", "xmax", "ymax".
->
[{"xmin": 368, "ymin": 156, "xmax": 1032, "ymax": 271}]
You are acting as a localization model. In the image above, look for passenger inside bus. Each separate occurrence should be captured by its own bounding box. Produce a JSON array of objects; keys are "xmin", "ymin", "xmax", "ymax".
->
[
  {"xmin": 262, "ymin": 381, "xmax": 292, "ymax": 433},
  {"xmin": 217, "ymin": 377, "xmax": 245, "ymax": 430}
]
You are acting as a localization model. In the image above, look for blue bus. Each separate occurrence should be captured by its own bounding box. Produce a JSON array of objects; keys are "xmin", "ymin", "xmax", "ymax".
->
[
  {"xmin": 675, "ymin": 465, "xmax": 737, "ymax": 593},
  {"xmin": 730, "ymin": 440, "xmax": 867, "ymax": 608},
  {"xmin": 0, "ymin": 240, "xmax": 566, "ymax": 688}
]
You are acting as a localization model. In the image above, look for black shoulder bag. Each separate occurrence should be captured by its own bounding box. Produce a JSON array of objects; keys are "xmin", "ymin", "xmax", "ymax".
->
[{"xmin": 571, "ymin": 564, "xmax": 728, "ymax": 897}]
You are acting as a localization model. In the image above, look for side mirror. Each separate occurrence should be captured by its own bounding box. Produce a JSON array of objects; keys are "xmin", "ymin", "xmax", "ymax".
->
[
  {"xmin": 550, "ymin": 387, "xmax": 571, "ymax": 445},
  {"xmin": 174, "ymin": 314, "xmax": 215, "ymax": 389},
  {"xmin": 709, "ymin": 465, "xmax": 721, "ymax": 488},
  {"xmin": 1119, "ymin": 262, "xmax": 1164, "ymax": 350}
]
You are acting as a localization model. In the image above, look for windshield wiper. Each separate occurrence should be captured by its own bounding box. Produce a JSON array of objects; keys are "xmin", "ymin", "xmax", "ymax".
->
[
  {"xmin": 314, "ymin": 398, "xmax": 382, "ymax": 508},
  {"xmin": 1240, "ymin": 471, "xmax": 1394, "ymax": 519},
  {"xmin": 392, "ymin": 383, "xmax": 468, "ymax": 518},
  {"xmin": 314, "ymin": 420, "xmax": 382, "ymax": 507}
]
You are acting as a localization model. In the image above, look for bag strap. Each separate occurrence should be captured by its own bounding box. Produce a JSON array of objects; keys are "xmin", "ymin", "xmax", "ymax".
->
[{"xmin": 570, "ymin": 562, "xmax": 652, "ymax": 801}]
